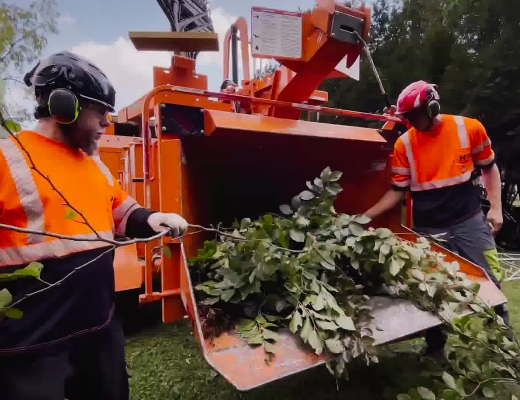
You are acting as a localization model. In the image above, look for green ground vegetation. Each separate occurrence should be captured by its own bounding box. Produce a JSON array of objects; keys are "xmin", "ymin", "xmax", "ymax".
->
[{"xmin": 125, "ymin": 281, "xmax": 520, "ymax": 400}]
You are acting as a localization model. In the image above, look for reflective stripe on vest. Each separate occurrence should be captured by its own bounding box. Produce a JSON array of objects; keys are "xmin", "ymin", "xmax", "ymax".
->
[
  {"xmin": 0, "ymin": 138, "xmax": 45, "ymax": 245},
  {"xmin": 91, "ymin": 154, "xmax": 140, "ymax": 235},
  {"xmin": 0, "ymin": 231, "xmax": 114, "ymax": 266},
  {"xmin": 113, "ymin": 196, "xmax": 140, "ymax": 236},
  {"xmin": 92, "ymin": 155, "xmax": 114, "ymax": 186},
  {"xmin": 401, "ymin": 116, "xmax": 472, "ymax": 192}
]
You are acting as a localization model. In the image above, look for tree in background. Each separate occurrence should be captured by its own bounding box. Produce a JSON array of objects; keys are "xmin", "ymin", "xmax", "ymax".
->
[{"xmin": 0, "ymin": 0, "xmax": 59, "ymax": 133}]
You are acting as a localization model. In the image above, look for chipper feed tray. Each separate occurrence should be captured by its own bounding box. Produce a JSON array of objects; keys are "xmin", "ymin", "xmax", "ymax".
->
[{"xmin": 168, "ymin": 116, "xmax": 507, "ymax": 391}]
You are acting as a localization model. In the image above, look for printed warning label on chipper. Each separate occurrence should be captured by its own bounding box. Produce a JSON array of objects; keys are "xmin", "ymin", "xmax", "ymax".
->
[{"xmin": 251, "ymin": 7, "xmax": 302, "ymax": 59}]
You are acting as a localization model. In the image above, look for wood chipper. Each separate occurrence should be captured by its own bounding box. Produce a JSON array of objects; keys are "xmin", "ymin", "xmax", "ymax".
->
[{"xmin": 97, "ymin": 0, "xmax": 508, "ymax": 391}]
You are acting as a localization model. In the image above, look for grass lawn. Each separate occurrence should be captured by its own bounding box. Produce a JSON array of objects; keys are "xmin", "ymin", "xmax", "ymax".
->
[{"xmin": 124, "ymin": 281, "xmax": 520, "ymax": 400}]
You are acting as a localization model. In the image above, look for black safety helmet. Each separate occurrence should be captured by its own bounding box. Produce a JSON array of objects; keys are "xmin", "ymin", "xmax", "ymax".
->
[{"xmin": 24, "ymin": 51, "xmax": 116, "ymax": 117}]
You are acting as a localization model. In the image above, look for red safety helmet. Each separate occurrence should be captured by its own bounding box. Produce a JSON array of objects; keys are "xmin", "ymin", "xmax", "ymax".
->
[{"xmin": 395, "ymin": 80, "xmax": 441, "ymax": 118}]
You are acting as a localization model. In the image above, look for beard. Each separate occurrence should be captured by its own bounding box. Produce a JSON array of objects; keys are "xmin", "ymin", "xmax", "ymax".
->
[{"xmin": 59, "ymin": 123, "xmax": 99, "ymax": 156}]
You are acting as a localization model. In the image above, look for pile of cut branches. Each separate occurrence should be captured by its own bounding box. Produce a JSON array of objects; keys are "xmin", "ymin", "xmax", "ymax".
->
[{"xmin": 190, "ymin": 167, "xmax": 520, "ymax": 399}]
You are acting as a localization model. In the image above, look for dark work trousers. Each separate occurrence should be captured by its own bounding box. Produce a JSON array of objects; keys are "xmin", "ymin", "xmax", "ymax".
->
[
  {"xmin": 0, "ymin": 317, "xmax": 129, "ymax": 400},
  {"xmin": 414, "ymin": 210, "xmax": 510, "ymax": 353}
]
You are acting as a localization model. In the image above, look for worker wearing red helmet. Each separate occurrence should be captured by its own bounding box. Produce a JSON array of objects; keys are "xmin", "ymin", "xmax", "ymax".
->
[
  {"xmin": 0, "ymin": 51, "xmax": 188, "ymax": 399},
  {"xmin": 364, "ymin": 80, "xmax": 510, "ymax": 355}
]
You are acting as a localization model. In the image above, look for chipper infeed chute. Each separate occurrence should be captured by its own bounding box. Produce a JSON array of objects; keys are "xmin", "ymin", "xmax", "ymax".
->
[{"xmin": 172, "ymin": 126, "xmax": 507, "ymax": 391}]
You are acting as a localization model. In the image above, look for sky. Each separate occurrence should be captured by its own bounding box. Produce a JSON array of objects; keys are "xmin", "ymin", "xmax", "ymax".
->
[{"xmin": 12, "ymin": 0, "xmax": 331, "ymax": 122}]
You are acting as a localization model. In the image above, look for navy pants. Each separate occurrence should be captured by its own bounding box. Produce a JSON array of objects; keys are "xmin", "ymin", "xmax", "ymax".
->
[
  {"xmin": 0, "ymin": 317, "xmax": 129, "ymax": 400},
  {"xmin": 414, "ymin": 210, "xmax": 510, "ymax": 352}
]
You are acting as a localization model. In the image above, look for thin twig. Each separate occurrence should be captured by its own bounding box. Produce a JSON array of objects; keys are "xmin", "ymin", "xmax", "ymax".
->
[
  {"xmin": 0, "ymin": 222, "xmax": 169, "ymax": 246},
  {"xmin": 188, "ymin": 224, "xmax": 306, "ymax": 254},
  {"xmin": 36, "ymin": 278, "xmax": 51, "ymax": 287},
  {"xmin": 6, "ymin": 246, "xmax": 117, "ymax": 310},
  {"xmin": 461, "ymin": 378, "xmax": 517, "ymax": 399}
]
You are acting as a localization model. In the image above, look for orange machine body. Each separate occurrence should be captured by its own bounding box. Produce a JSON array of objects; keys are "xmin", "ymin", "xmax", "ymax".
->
[{"xmin": 97, "ymin": 0, "xmax": 506, "ymax": 391}]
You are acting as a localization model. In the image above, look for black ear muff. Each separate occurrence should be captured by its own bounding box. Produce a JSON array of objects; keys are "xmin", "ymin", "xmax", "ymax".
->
[
  {"xmin": 47, "ymin": 88, "xmax": 80, "ymax": 124},
  {"xmin": 427, "ymin": 100, "xmax": 441, "ymax": 118}
]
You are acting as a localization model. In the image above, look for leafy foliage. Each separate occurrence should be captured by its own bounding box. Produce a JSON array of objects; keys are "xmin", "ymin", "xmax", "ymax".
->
[
  {"xmin": 0, "ymin": 0, "xmax": 60, "ymax": 123},
  {"xmin": 191, "ymin": 168, "xmax": 520, "ymax": 398}
]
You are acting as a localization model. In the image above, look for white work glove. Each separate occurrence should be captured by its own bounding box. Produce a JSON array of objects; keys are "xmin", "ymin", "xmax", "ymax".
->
[{"xmin": 147, "ymin": 212, "xmax": 188, "ymax": 238}]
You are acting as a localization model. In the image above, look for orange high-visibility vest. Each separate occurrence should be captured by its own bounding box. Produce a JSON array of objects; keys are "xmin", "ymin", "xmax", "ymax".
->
[
  {"xmin": 0, "ymin": 130, "xmax": 141, "ymax": 267},
  {"xmin": 391, "ymin": 114, "xmax": 495, "ymax": 191}
]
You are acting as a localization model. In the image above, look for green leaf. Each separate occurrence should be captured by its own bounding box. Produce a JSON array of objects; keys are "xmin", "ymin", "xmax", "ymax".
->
[
  {"xmin": 280, "ymin": 204, "xmax": 293, "ymax": 215},
  {"xmin": 237, "ymin": 319, "xmax": 256, "ymax": 332},
  {"xmin": 263, "ymin": 329, "xmax": 279, "ymax": 342},
  {"xmin": 324, "ymin": 339, "xmax": 344, "ymax": 354},
  {"xmin": 315, "ymin": 320, "xmax": 338, "ymax": 330},
  {"xmin": 417, "ymin": 387, "xmax": 435, "ymax": 400},
  {"xmin": 296, "ymin": 216, "xmax": 310, "ymax": 228},
  {"xmin": 221, "ymin": 289, "xmax": 235, "ymax": 302},
  {"xmin": 0, "ymin": 288, "xmax": 13, "ymax": 308},
  {"xmin": 336, "ymin": 315, "xmax": 356, "ymax": 331},
  {"xmin": 300, "ymin": 317, "xmax": 313, "ymax": 342},
  {"xmin": 442, "ymin": 372, "xmax": 457, "ymax": 390},
  {"xmin": 299, "ymin": 191, "xmax": 315, "ymax": 201},
  {"xmin": 0, "ymin": 262, "xmax": 44, "ymax": 282},
  {"xmin": 201, "ymin": 298, "xmax": 219, "ymax": 305},
  {"xmin": 264, "ymin": 341, "xmax": 276, "ymax": 354},
  {"xmin": 481, "ymin": 385, "xmax": 495, "ymax": 398},
  {"xmin": 329, "ymin": 171, "xmax": 343, "ymax": 182},
  {"xmin": 320, "ymin": 167, "xmax": 332, "ymax": 182},
  {"xmin": 308, "ymin": 329, "xmax": 324, "ymax": 355},
  {"xmin": 310, "ymin": 279, "xmax": 321, "ymax": 294},
  {"xmin": 290, "ymin": 229, "xmax": 305, "ymax": 243},
  {"xmin": 163, "ymin": 246, "xmax": 172, "ymax": 258},
  {"xmin": 349, "ymin": 223, "xmax": 365, "ymax": 236},
  {"xmin": 1, "ymin": 307, "xmax": 23, "ymax": 319},
  {"xmin": 380, "ymin": 243, "xmax": 391, "ymax": 255},
  {"xmin": 375, "ymin": 227, "xmax": 392, "ymax": 238},
  {"xmin": 312, "ymin": 294, "xmax": 325, "ymax": 311},
  {"xmin": 389, "ymin": 257, "xmax": 403, "ymax": 276},
  {"xmin": 248, "ymin": 334, "xmax": 265, "ymax": 345},
  {"xmin": 440, "ymin": 390, "xmax": 459, "ymax": 400},
  {"xmin": 291, "ymin": 196, "xmax": 302, "ymax": 210},
  {"xmin": 325, "ymin": 183, "xmax": 343, "ymax": 196},
  {"xmin": 240, "ymin": 218, "xmax": 252, "ymax": 230},
  {"xmin": 353, "ymin": 215, "xmax": 371, "ymax": 224},
  {"xmin": 397, "ymin": 395, "xmax": 411, "ymax": 400},
  {"xmin": 64, "ymin": 207, "xmax": 77, "ymax": 220},
  {"xmin": 289, "ymin": 311, "xmax": 303, "ymax": 333}
]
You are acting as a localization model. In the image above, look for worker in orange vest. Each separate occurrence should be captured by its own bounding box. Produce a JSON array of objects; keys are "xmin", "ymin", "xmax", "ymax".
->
[
  {"xmin": 364, "ymin": 80, "xmax": 510, "ymax": 355},
  {"xmin": 0, "ymin": 51, "xmax": 188, "ymax": 400}
]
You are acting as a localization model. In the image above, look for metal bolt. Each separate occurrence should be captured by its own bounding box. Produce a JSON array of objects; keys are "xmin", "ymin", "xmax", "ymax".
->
[
  {"xmin": 162, "ymin": 126, "xmax": 167, "ymax": 131},
  {"xmin": 331, "ymin": 33, "xmax": 336, "ymax": 37},
  {"xmin": 160, "ymin": 103, "xmax": 166, "ymax": 108},
  {"xmin": 200, "ymin": 130, "xmax": 205, "ymax": 135}
]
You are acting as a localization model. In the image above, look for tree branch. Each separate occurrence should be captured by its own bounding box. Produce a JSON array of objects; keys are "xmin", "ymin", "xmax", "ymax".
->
[
  {"xmin": 0, "ymin": 37, "xmax": 25, "ymax": 65},
  {"xmin": 0, "ymin": 221, "xmax": 168, "ymax": 246},
  {"xmin": 188, "ymin": 224, "xmax": 306, "ymax": 254}
]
